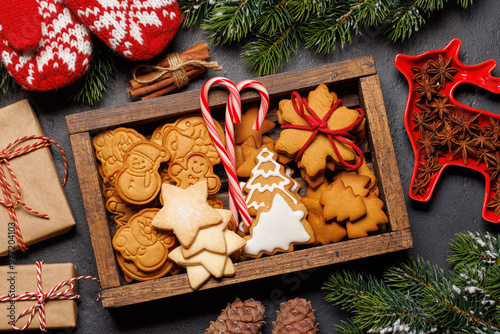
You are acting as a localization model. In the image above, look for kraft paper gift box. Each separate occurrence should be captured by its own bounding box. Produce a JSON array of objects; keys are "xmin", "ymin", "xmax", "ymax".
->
[
  {"xmin": 0, "ymin": 263, "xmax": 78, "ymax": 331},
  {"xmin": 0, "ymin": 100, "xmax": 75, "ymax": 256}
]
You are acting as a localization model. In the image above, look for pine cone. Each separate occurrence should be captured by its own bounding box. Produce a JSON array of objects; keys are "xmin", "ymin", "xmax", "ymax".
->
[
  {"xmin": 205, "ymin": 298, "xmax": 266, "ymax": 334},
  {"xmin": 271, "ymin": 298, "xmax": 319, "ymax": 334}
]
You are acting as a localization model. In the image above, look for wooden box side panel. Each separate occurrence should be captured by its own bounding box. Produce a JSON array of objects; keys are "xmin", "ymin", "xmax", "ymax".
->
[
  {"xmin": 69, "ymin": 132, "xmax": 121, "ymax": 289},
  {"xmin": 101, "ymin": 229, "xmax": 413, "ymax": 308},
  {"xmin": 359, "ymin": 75, "xmax": 410, "ymax": 232}
]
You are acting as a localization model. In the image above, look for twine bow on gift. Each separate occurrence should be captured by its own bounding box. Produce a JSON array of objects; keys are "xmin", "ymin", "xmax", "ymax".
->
[
  {"xmin": 0, "ymin": 135, "xmax": 67, "ymax": 252},
  {"xmin": 0, "ymin": 261, "xmax": 100, "ymax": 332},
  {"xmin": 281, "ymin": 91, "xmax": 366, "ymax": 170}
]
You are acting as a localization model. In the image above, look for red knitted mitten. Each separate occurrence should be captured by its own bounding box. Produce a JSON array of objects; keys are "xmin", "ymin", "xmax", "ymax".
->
[
  {"xmin": 64, "ymin": 0, "xmax": 182, "ymax": 61},
  {"xmin": 0, "ymin": 0, "xmax": 42, "ymax": 50},
  {"xmin": 0, "ymin": 0, "xmax": 92, "ymax": 91}
]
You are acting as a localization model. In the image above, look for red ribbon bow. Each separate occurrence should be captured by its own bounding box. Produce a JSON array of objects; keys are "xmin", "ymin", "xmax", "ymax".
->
[
  {"xmin": 0, "ymin": 261, "xmax": 100, "ymax": 332},
  {"xmin": 0, "ymin": 135, "xmax": 67, "ymax": 252},
  {"xmin": 281, "ymin": 91, "xmax": 366, "ymax": 170}
]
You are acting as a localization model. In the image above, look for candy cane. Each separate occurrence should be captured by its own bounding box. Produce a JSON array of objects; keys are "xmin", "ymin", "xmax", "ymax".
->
[
  {"xmin": 225, "ymin": 80, "xmax": 270, "ymax": 181},
  {"xmin": 200, "ymin": 77, "xmax": 251, "ymax": 227},
  {"xmin": 225, "ymin": 80, "xmax": 270, "ymax": 232}
]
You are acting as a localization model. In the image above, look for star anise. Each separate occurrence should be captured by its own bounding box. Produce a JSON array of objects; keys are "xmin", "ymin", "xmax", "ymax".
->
[
  {"xmin": 449, "ymin": 113, "xmax": 481, "ymax": 137},
  {"xmin": 485, "ymin": 152, "xmax": 500, "ymax": 180},
  {"xmin": 411, "ymin": 60, "xmax": 433, "ymax": 82},
  {"xmin": 491, "ymin": 177, "xmax": 500, "ymax": 194},
  {"xmin": 470, "ymin": 130, "xmax": 495, "ymax": 150},
  {"xmin": 437, "ymin": 121, "xmax": 460, "ymax": 153},
  {"xmin": 413, "ymin": 76, "xmax": 444, "ymax": 102},
  {"xmin": 412, "ymin": 179, "xmax": 428, "ymax": 196},
  {"xmin": 486, "ymin": 191, "xmax": 500, "ymax": 216},
  {"xmin": 428, "ymin": 96, "xmax": 454, "ymax": 120},
  {"xmin": 475, "ymin": 147, "xmax": 495, "ymax": 167},
  {"xmin": 428, "ymin": 54, "xmax": 459, "ymax": 88},
  {"xmin": 484, "ymin": 117, "xmax": 500, "ymax": 145},
  {"xmin": 425, "ymin": 119, "xmax": 443, "ymax": 135},
  {"xmin": 418, "ymin": 156, "xmax": 443, "ymax": 181},
  {"xmin": 450, "ymin": 137, "xmax": 476, "ymax": 166},
  {"xmin": 412, "ymin": 109, "xmax": 433, "ymax": 135},
  {"xmin": 416, "ymin": 132, "xmax": 440, "ymax": 158}
]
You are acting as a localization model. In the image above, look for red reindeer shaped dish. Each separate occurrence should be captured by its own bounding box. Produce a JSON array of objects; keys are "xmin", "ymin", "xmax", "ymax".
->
[{"xmin": 395, "ymin": 38, "xmax": 500, "ymax": 223}]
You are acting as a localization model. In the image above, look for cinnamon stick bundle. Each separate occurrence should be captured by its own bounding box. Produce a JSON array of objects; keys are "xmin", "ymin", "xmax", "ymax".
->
[{"xmin": 127, "ymin": 43, "xmax": 221, "ymax": 100}]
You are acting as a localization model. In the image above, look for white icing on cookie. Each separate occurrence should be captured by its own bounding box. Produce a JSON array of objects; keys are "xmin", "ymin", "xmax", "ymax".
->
[
  {"xmin": 244, "ymin": 148, "xmax": 298, "ymax": 212},
  {"xmin": 243, "ymin": 194, "xmax": 311, "ymax": 256}
]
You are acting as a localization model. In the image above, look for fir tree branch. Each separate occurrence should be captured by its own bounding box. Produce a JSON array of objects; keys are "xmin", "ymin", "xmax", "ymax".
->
[
  {"xmin": 179, "ymin": 0, "xmax": 214, "ymax": 27},
  {"xmin": 449, "ymin": 231, "xmax": 500, "ymax": 269},
  {"xmin": 286, "ymin": 0, "xmax": 329, "ymax": 23},
  {"xmin": 256, "ymin": 1, "xmax": 293, "ymax": 36},
  {"xmin": 382, "ymin": 1, "xmax": 426, "ymax": 42},
  {"xmin": 302, "ymin": 2, "xmax": 357, "ymax": 54},
  {"xmin": 67, "ymin": 44, "xmax": 115, "ymax": 106},
  {"xmin": 241, "ymin": 21, "xmax": 300, "ymax": 77},
  {"xmin": 422, "ymin": 277, "xmax": 500, "ymax": 331},
  {"xmin": 0, "ymin": 63, "xmax": 14, "ymax": 95},
  {"xmin": 202, "ymin": 0, "xmax": 264, "ymax": 45},
  {"xmin": 384, "ymin": 256, "xmax": 446, "ymax": 296}
]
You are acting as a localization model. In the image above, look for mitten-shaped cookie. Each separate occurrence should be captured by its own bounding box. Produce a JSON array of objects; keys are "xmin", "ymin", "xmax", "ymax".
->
[
  {"xmin": 64, "ymin": 0, "xmax": 182, "ymax": 61},
  {"xmin": 0, "ymin": 0, "xmax": 92, "ymax": 91}
]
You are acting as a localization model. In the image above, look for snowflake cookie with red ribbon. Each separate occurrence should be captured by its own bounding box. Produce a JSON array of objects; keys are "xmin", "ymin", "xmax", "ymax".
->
[{"xmin": 275, "ymin": 84, "xmax": 366, "ymax": 185}]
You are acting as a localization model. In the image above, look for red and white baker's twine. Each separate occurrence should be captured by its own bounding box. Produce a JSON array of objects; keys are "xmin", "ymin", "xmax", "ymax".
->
[
  {"xmin": 200, "ymin": 77, "xmax": 269, "ymax": 227},
  {"xmin": 283, "ymin": 92, "xmax": 366, "ymax": 170},
  {"xmin": 0, "ymin": 135, "xmax": 67, "ymax": 252},
  {"xmin": 0, "ymin": 261, "xmax": 100, "ymax": 332}
]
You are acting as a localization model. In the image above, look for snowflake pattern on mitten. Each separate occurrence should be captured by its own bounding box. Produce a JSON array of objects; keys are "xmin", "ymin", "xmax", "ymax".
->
[
  {"xmin": 65, "ymin": 0, "xmax": 182, "ymax": 61},
  {"xmin": 0, "ymin": 0, "xmax": 92, "ymax": 91}
]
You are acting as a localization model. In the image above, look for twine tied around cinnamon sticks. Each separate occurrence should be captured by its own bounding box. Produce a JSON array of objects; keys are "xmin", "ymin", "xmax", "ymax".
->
[
  {"xmin": 128, "ymin": 43, "xmax": 223, "ymax": 100},
  {"xmin": 0, "ymin": 135, "xmax": 67, "ymax": 252}
]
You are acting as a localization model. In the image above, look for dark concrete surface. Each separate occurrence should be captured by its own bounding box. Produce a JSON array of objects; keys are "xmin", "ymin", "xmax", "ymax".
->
[{"xmin": 1, "ymin": 1, "xmax": 500, "ymax": 333}]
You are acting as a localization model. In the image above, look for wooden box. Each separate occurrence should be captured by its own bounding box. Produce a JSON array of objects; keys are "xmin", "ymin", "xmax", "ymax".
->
[{"xmin": 66, "ymin": 57, "xmax": 412, "ymax": 308}]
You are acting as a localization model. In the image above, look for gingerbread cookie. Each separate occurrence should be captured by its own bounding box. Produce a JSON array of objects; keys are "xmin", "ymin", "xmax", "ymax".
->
[
  {"xmin": 242, "ymin": 193, "xmax": 314, "ymax": 258},
  {"xmin": 168, "ymin": 152, "xmax": 221, "ymax": 194},
  {"xmin": 346, "ymin": 195, "xmax": 388, "ymax": 238},
  {"xmin": 242, "ymin": 147, "xmax": 301, "ymax": 216},
  {"xmin": 307, "ymin": 210, "xmax": 346, "ymax": 245},
  {"xmin": 275, "ymin": 84, "xmax": 365, "ymax": 178},
  {"xmin": 93, "ymin": 127, "xmax": 146, "ymax": 182},
  {"xmin": 116, "ymin": 252, "xmax": 175, "ymax": 282},
  {"xmin": 115, "ymin": 141, "xmax": 170, "ymax": 205},
  {"xmin": 320, "ymin": 179, "xmax": 366, "ymax": 222},
  {"xmin": 234, "ymin": 105, "xmax": 276, "ymax": 146},
  {"xmin": 168, "ymin": 209, "xmax": 246, "ymax": 290},
  {"xmin": 332, "ymin": 171, "xmax": 372, "ymax": 197},
  {"xmin": 151, "ymin": 180, "xmax": 223, "ymax": 248},
  {"xmin": 106, "ymin": 194, "xmax": 152, "ymax": 228},
  {"xmin": 237, "ymin": 135, "xmax": 275, "ymax": 178},
  {"xmin": 161, "ymin": 115, "xmax": 225, "ymax": 165},
  {"xmin": 112, "ymin": 208, "xmax": 176, "ymax": 272}
]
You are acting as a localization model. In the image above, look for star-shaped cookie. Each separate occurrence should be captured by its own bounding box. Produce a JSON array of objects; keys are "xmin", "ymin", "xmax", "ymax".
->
[
  {"xmin": 234, "ymin": 106, "xmax": 276, "ymax": 146},
  {"xmin": 151, "ymin": 180, "xmax": 222, "ymax": 248},
  {"xmin": 168, "ymin": 227, "xmax": 246, "ymax": 289},
  {"xmin": 181, "ymin": 209, "xmax": 232, "ymax": 259}
]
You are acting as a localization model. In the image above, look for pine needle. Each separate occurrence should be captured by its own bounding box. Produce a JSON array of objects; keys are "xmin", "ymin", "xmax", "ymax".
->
[{"xmin": 67, "ymin": 45, "xmax": 115, "ymax": 106}]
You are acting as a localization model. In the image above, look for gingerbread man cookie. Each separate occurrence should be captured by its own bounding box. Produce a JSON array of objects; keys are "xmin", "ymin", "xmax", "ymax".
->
[{"xmin": 168, "ymin": 152, "xmax": 221, "ymax": 194}]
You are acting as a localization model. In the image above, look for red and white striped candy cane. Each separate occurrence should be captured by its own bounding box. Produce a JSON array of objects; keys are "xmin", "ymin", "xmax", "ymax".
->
[
  {"xmin": 225, "ymin": 80, "xmax": 270, "ymax": 230},
  {"xmin": 200, "ymin": 77, "xmax": 252, "ymax": 227}
]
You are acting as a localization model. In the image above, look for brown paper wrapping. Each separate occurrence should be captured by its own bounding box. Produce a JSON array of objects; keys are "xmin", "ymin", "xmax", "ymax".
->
[
  {"xmin": 0, "ymin": 100, "xmax": 75, "ymax": 256},
  {"xmin": 0, "ymin": 263, "xmax": 78, "ymax": 331}
]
